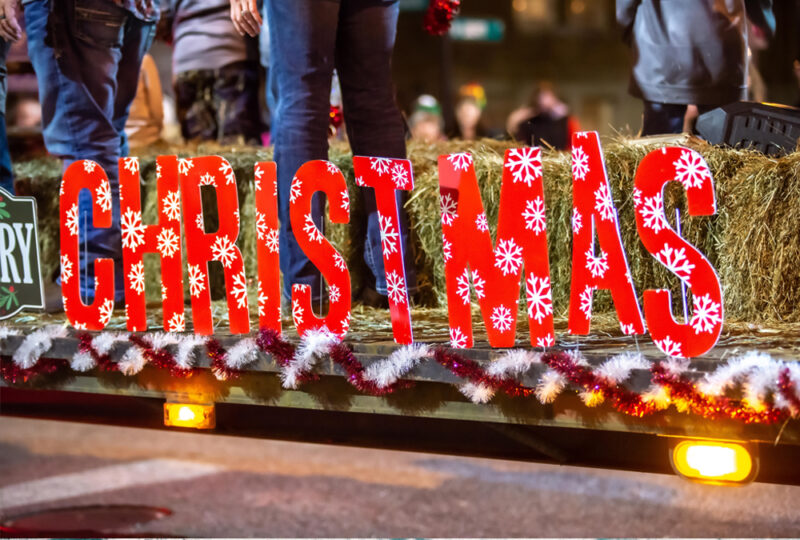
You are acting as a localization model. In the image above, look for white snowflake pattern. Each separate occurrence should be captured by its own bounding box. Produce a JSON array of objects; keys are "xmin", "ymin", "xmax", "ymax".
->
[
  {"xmin": 211, "ymin": 236, "xmax": 237, "ymax": 268},
  {"xmin": 178, "ymin": 158, "xmax": 194, "ymax": 175},
  {"xmin": 475, "ymin": 213, "xmax": 489, "ymax": 232},
  {"xmin": 391, "ymin": 164, "xmax": 409, "ymax": 188},
  {"xmin": 188, "ymin": 264, "xmax": 205, "ymax": 298},
  {"xmin": 447, "ymin": 152, "xmax": 473, "ymax": 172},
  {"xmin": 572, "ymin": 146, "xmax": 590, "ymax": 180},
  {"xmin": 585, "ymin": 249, "xmax": 609, "ymax": 278},
  {"xmin": 523, "ymin": 197, "xmax": 547, "ymax": 234},
  {"xmin": 72, "ymin": 321, "xmax": 87, "ymax": 331},
  {"xmin": 257, "ymin": 284, "xmax": 268, "ymax": 317},
  {"xmin": 167, "ymin": 313, "xmax": 186, "ymax": 332},
  {"xmin": 456, "ymin": 268, "xmax": 472, "ymax": 305},
  {"xmin": 255, "ymin": 211, "xmax": 268, "ymax": 241},
  {"xmin": 266, "ymin": 228, "xmax": 280, "ymax": 253},
  {"xmin": 655, "ymin": 335, "xmax": 683, "ymax": 357},
  {"xmin": 571, "ymin": 209, "xmax": 583, "ymax": 236},
  {"xmin": 290, "ymin": 175, "xmax": 308, "ymax": 205},
  {"xmin": 326, "ymin": 161, "xmax": 338, "ymax": 175},
  {"xmin": 640, "ymin": 193, "xmax": 667, "ymax": 233},
  {"xmin": 161, "ymin": 283, "xmax": 167, "ymax": 300},
  {"xmin": 95, "ymin": 181, "xmax": 111, "ymax": 213},
  {"xmin": 99, "ymin": 299, "xmax": 114, "ymax": 326},
  {"xmin": 199, "ymin": 172, "xmax": 216, "ymax": 186},
  {"xmin": 121, "ymin": 209, "xmax": 145, "ymax": 250},
  {"xmin": 122, "ymin": 157, "xmax": 139, "ymax": 174},
  {"xmin": 156, "ymin": 228, "xmax": 180, "ymax": 258},
  {"xmin": 66, "ymin": 203, "xmax": 79, "ymax": 237},
  {"xmin": 450, "ymin": 327, "xmax": 468, "ymax": 349},
  {"xmin": 674, "ymin": 150, "xmax": 711, "ymax": 190},
  {"xmin": 231, "ymin": 271, "xmax": 248, "ymax": 309},
  {"xmin": 128, "ymin": 261, "xmax": 145, "ymax": 294},
  {"xmin": 334, "ymin": 251, "xmax": 347, "ymax": 271},
  {"xmin": 620, "ymin": 322, "xmax": 636, "ymax": 335},
  {"xmin": 370, "ymin": 157, "xmax": 391, "ymax": 176},
  {"xmin": 163, "ymin": 191, "xmax": 181, "ymax": 221},
  {"xmin": 292, "ymin": 296, "xmax": 304, "ymax": 326},
  {"xmin": 328, "ymin": 284, "xmax": 341, "ymax": 304},
  {"xmin": 690, "ymin": 293, "xmax": 722, "ymax": 334},
  {"xmin": 386, "ymin": 272, "xmax": 407, "ymax": 305},
  {"xmin": 254, "ymin": 165, "xmax": 264, "ymax": 191},
  {"xmin": 494, "ymin": 238, "xmax": 523, "ymax": 276},
  {"xmin": 594, "ymin": 183, "xmax": 615, "ymax": 222},
  {"xmin": 442, "ymin": 237, "xmax": 452, "ymax": 262},
  {"xmin": 656, "ymin": 244, "xmax": 695, "ymax": 285},
  {"xmin": 526, "ymin": 274, "xmax": 553, "ymax": 324},
  {"xmin": 219, "ymin": 161, "xmax": 236, "ymax": 185},
  {"xmin": 379, "ymin": 214, "xmax": 399, "ymax": 255},
  {"xmin": 195, "ymin": 213, "xmax": 204, "ymax": 231},
  {"xmin": 632, "ymin": 187, "xmax": 642, "ymax": 209},
  {"xmin": 303, "ymin": 214, "xmax": 323, "ymax": 243},
  {"xmin": 579, "ymin": 285, "xmax": 595, "ymax": 319},
  {"xmin": 440, "ymin": 193, "xmax": 458, "ymax": 226},
  {"xmin": 536, "ymin": 334, "xmax": 555, "ymax": 348},
  {"xmin": 504, "ymin": 147, "xmax": 542, "ymax": 187},
  {"xmin": 83, "ymin": 161, "xmax": 97, "ymax": 173},
  {"xmin": 471, "ymin": 270, "xmax": 485, "ymax": 299},
  {"xmin": 491, "ymin": 305, "xmax": 513, "ymax": 333},
  {"xmin": 340, "ymin": 189, "xmax": 350, "ymax": 212},
  {"xmin": 60, "ymin": 254, "xmax": 73, "ymax": 283}
]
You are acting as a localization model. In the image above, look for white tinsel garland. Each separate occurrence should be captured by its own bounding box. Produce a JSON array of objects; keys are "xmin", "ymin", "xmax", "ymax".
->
[{"xmin": 282, "ymin": 328, "xmax": 340, "ymax": 389}]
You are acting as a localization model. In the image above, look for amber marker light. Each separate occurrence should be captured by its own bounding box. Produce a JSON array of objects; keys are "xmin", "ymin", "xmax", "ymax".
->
[
  {"xmin": 163, "ymin": 402, "xmax": 215, "ymax": 429},
  {"xmin": 670, "ymin": 439, "xmax": 757, "ymax": 485}
]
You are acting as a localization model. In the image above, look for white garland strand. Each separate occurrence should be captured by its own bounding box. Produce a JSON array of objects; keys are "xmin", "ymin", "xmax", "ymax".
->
[
  {"xmin": 175, "ymin": 334, "xmax": 209, "ymax": 370},
  {"xmin": 223, "ymin": 337, "xmax": 259, "ymax": 370},
  {"xmin": 460, "ymin": 349, "xmax": 543, "ymax": 404},
  {"xmin": 71, "ymin": 332, "xmax": 130, "ymax": 372},
  {"xmin": 12, "ymin": 325, "xmax": 69, "ymax": 369},
  {"xmin": 282, "ymin": 328, "xmax": 340, "ymax": 389},
  {"xmin": 363, "ymin": 343, "xmax": 432, "ymax": 388}
]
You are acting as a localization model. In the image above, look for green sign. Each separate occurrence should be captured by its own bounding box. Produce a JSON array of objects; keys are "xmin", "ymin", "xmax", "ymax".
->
[
  {"xmin": 0, "ymin": 188, "xmax": 44, "ymax": 318},
  {"xmin": 449, "ymin": 17, "xmax": 505, "ymax": 42}
]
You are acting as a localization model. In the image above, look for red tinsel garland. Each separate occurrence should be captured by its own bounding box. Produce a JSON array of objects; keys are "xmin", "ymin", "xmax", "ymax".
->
[
  {"xmin": 256, "ymin": 328, "xmax": 319, "ymax": 385},
  {"xmin": 77, "ymin": 332, "xmax": 119, "ymax": 372},
  {"xmin": 329, "ymin": 342, "xmax": 413, "ymax": 395},
  {"xmin": 778, "ymin": 367, "xmax": 800, "ymax": 416},
  {"xmin": 0, "ymin": 357, "xmax": 67, "ymax": 384},
  {"xmin": 433, "ymin": 348, "xmax": 534, "ymax": 398},
  {"xmin": 128, "ymin": 334, "xmax": 195, "ymax": 378},
  {"xmin": 423, "ymin": 0, "xmax": 460, "ymax": 36},
  {"xmin": 206, "ymin": 338, "xmax": 240, "ymax": 381}
]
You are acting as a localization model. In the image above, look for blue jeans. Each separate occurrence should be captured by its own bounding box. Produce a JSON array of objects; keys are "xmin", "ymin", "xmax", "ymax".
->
[
  {"xmin": 266, "ymin": 0, "xmax": 415, "ymax": 301},
  {"xmin": 642, "ymin": 101, "xmax": 714, "ymax": 136},
  {"xmin": 25, "ymin": 0, "xmax": 155, "ymax": 300},
  {"xmin": 0, "ymin": 38, "xmax": 12, "ymax": 193}
]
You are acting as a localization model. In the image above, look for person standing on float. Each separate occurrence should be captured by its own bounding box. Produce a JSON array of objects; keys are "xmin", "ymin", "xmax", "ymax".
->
[
  {"xmin": 617, "ymin": 0, "xmax": 774, "ymax": 136},
  {"xmin": 231, "ymin": 0, "xmax": 416, "ymax": 307},
  {"xmin": 0, "ymin": 0, "xmax": 159, "ymax": 311}
]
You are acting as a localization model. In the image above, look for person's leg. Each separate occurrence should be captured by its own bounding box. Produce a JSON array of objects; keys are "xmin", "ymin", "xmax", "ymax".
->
[
  {"xmin": 25, "ymin": 0, "xmax": 128, "ymax": 301},
  {"xmin": 0, "ymin": 38, "xmax": 12, "ymax": 193},
  {"xmin": 265, "ymin": 0, "xmax": 339, "ymax": 302},
  {"xmin": 175, "ymin": 70, "xmax": 219, "ymax": 141},
  {"xmin": 214, "ymin": 60, "xmax": 262, "ymax": 145},
  {"xmin": 335, "ymin": 0, "xmax": 415, "ymax": 297},
  {"xmin": 641, "ymin": 101, "xmax": 687, "ymax": 136}
]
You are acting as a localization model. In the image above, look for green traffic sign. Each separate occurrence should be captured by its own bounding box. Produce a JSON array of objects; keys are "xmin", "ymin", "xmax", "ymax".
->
[
  {"xmin": 0, "ymin": 188, "xmax": 44, "ymax": 318},
  {"xmin": 449, "ymin": 17, "xmax": 505, "ymax": 42}
]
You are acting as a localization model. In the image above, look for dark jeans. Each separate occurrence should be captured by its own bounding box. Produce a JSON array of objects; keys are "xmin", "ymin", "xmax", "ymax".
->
[
  {"xmin": 0, "ymin": 38, "xmax": 12, "ymax": 192},
  {"xmin": 265, "ymin": 0, "xmax": 415, "ymax": 300},
  {"xmin": 25, "ymin": 0, "xmax": 155, "ymax": 300},
  {"xmin": 174, "ymin": 61, "xmax": 262, "ymax": 145},
  {"xmin": 642, "ymin": 101, "xmax": 714, "ymax": 136}
]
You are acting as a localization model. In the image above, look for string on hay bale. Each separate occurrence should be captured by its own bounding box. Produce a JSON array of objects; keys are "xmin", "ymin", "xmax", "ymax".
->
[{"xmin": 13, "ymin": 138, "xmax": 800, "ymax": 324}]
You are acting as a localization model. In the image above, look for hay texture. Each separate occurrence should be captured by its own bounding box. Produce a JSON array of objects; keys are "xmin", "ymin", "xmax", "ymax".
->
[{"xmin": 13, "ymin": 138, "xmax": 800, "ymax": 325}]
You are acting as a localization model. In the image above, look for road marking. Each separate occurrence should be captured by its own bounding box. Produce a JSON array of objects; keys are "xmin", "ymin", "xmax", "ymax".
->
[{"xmin": 0, "ymin": 458, "xmax": 222, "ymax": 510}]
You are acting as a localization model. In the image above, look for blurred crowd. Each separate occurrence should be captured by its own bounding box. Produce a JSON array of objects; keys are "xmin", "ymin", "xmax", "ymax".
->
[{"xmin": 0, "ymin": 0, "xmax": 795, "ymax": 313}]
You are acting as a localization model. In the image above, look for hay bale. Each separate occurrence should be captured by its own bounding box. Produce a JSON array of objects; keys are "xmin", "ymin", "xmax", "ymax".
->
[{"xmin": 13, "ymin": 138, "xmax": 800, "ymax": 324}]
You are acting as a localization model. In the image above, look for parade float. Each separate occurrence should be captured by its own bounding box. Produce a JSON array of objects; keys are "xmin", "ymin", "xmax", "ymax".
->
[{"xmin": 1, "ymin": 131, "xmax": 799, "ymax": 486}]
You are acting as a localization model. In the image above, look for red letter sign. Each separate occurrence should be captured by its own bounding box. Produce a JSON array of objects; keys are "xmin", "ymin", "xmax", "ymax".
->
[
  {"xmin": 634, "ymin": 147, "xmax": 723, "ymax": 357},
  {"xmin": 60, "ymin": 160, "xmax": 115, "ymax": 330},
  {"xmin": 254, "ymin": 161, "xmax": 281, "ymax": 332},
  {"xmin": 438, "ymin": 149, "xmax": 555, "ymax": 349},
  {"xmin": 180, "ymin": 156, "xmax": 250, "ymax": 334},
  {"xmin": 120, "ymin": 156, "xmax": 186, "ymax": 332},
  {"xmin": 352, "ymin": 156, "xmax": 414, "ymax": 344},
  {"xmin": 568, "ymin": 132, "xmax": 645, "ymax": 336},
  {"xmin": 290, "ymin": 161, "xmax": 351, "ymax": 337}
]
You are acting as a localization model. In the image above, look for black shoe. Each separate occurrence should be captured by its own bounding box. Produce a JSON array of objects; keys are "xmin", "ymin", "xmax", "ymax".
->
[
  {"xmin": 43, "ymin": 280, "xmax": 63, "ymax": 314},
  {"xmin": 359, "ymin": 286, "xmax": 389, "ymax": 309}
]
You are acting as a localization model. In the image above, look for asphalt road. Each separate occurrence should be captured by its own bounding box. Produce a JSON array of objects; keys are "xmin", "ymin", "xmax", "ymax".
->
[{"xmin": 0, "ymin": 416, "xmax": 799, "ymax": 537}]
